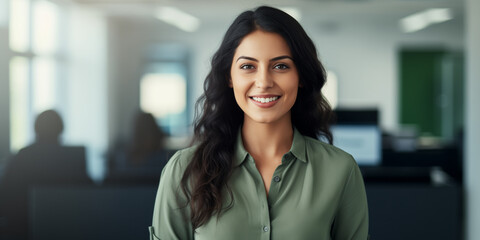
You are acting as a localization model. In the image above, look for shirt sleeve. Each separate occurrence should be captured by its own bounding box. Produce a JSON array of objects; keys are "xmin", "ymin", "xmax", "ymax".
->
[
  {"xmin": 150, "ymin": 150, "xmax": 194, "ymax": 240},
  {"xmin": 331, "ymin": 158, "xmax": 369, "ymax": 240}
]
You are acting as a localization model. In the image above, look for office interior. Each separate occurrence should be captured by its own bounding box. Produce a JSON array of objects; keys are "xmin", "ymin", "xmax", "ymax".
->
[{"xmin": 0, "ymin": 0, "xmax": 479, "ymax": 239}]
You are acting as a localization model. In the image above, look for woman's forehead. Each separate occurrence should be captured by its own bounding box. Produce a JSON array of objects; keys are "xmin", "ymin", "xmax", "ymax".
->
[{"xmin": 233, "ymin": 30, "xmax": 292, "ymax": 60}]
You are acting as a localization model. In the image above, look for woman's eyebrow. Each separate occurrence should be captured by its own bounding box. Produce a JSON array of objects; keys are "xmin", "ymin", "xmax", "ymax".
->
[
  {"xmin": 236, "ymin": 55, "xmax": 293, "ymax": 62},
  {"xmin": 270, "ymin": 55, "xmax": 293, "ymax": 62},
  {"xmin": 236, "ymin": 56, "xmax": 258, "ymax": 62}
]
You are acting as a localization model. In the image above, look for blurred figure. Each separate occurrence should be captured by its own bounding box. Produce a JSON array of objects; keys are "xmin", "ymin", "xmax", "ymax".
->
[
  {"xmin": 106, "ymin": 111, "xmax": 170, "ymax": 184},
  {"xmin": 0, "ymin": 110, "xmax": 90, "ymax": 240},
  {"xmin": 34, "ymin": 109, "xmax": 64, "ymax": 144},
  {"xmin": 128, "ymin": 111, "xmax": 166, "ymax": 165}
]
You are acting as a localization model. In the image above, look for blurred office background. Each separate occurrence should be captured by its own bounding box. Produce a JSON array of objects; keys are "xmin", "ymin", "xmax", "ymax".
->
[{"xmin": 0, "ymin": 0, "xmax": 479, "ymax": 239}]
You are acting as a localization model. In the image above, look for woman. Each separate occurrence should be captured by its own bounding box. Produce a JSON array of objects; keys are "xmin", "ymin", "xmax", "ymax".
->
[{"xmin": 150, "ymin": 6, "xmax": 368, "ymax": 240}]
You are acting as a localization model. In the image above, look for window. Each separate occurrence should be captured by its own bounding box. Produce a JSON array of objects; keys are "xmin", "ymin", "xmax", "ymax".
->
[
  {"xmin": 140, "ymin": 44, "xmax": 190, "ymax": 137},
  {"xmin": 140, "ymin": 62, "xmax": 189, "ymax": 136},
  {"xmin": 9, "ymin": 0, "xmax": 63, "ymax": 152},
  {"xmin": 9, "ymin": 57, "xmax": 30, "ymax": 151}
]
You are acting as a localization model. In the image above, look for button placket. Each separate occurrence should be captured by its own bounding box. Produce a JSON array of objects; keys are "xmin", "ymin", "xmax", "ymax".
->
[{"xmin": 246, "ymin": 154, "xmax": 272, "ymax": 240}]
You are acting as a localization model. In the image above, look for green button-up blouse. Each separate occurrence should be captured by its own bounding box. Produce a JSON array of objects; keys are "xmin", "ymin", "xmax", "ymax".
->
[{"xmin": 150, "ymin": 128, "xmax": 369, "ymax": 240}]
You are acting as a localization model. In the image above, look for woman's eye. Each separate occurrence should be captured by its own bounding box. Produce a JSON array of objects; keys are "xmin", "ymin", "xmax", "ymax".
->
[
  {"xmin": 274, "ymin": 64, "xmax": 289, "ymax": 70},
  {"xmin": 240, "ymin": 64, "xmax": 255, "ymax": 70}
]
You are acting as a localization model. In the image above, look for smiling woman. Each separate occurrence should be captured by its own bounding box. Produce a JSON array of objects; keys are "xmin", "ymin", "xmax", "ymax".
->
[
  {"xmin": 150, "ymin": 6, "xmax": 369, "ymax": 240},
  {"xmin": 229, "ymin": 30, "xmax": 301, "ymax": 194},
  {"xmin": 230, "ymin": 30, "xmax": 299, "ymax": 126}
]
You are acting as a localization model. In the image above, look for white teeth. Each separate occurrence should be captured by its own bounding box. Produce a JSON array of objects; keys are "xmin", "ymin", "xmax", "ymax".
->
[{"xmin": 252, "ymin": 96, "xmax": 279, "ymax": 103}]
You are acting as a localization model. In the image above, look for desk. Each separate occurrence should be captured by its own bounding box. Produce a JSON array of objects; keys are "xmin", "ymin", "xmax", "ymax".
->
[{"xmin": 366, "ymin": 183, "xmax": 463, "ymax": 240}]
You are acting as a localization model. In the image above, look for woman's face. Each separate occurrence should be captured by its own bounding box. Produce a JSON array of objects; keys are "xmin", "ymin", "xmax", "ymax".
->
[{"xmin": 230, "ymin": 30, "xmax": 299, "ymax": 125}]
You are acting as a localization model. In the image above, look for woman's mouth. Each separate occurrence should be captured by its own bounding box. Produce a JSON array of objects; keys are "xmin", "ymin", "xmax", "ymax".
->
[
  {"xmin": 251, "ymin": 96, "xmax": 280, "ymax": 103},
  {"xmin": 249, "ymin": 96, "xmax": 281, "ymax": 108}
]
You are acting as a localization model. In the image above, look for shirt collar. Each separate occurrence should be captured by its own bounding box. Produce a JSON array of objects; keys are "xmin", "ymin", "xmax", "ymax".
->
[
  {"xmin": 233, "ymin": 129, "xmax": 249, "ymax": 167},
  {"xmin": 290, "ymin": 127, "xmax": 307, "ymax": 163},
  {"xmin": 233, "ymin": 127, "xmax": 307, "ymax": 167}
]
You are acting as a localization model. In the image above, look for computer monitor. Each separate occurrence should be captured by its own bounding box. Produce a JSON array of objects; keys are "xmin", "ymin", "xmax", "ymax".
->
[
  {"xmin": 331, "ymin": 124, "xmax": 382, "ymax": 166},
  {"xmin": 330, "ymin": 108, "xmax": 382, "ymax": 166}
]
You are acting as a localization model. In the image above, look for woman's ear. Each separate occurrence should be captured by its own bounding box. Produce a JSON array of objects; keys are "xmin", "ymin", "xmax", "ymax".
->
[{"xmin": 229, "ymin": 78, "xmax": 233, "ymax": 88}]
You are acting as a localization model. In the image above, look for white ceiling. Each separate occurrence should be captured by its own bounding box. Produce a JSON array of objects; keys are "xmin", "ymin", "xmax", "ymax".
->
[{"xmin": 69, "ymin": 0, "xmax": 465, "ymax": 30}]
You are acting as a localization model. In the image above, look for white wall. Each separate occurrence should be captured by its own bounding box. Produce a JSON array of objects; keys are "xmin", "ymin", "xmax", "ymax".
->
[
  {"xmin": 465, "ymin": 0, "xmax": 480, "ymax": 239},
  {"xmin": 64, "ymin": 5, "xmax": 108, "ymax": 182},
  {"xmin": 0, "ymin": 26, "xmax": 9, "ymax": 162},
  {"xmin": 0, "ymin": 0, "xmax": 6, "ymax": 26},
  {"xmin": 0, "ymin": 0, "xmax": 10, "ymax": 162},
  {"xmin": 107, "ymin": 18, "xmax": 153, "ymax": 144}
]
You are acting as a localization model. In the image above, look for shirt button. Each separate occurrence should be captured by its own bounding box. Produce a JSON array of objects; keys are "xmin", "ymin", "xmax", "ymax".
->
[
  {"xmin": 263, "ymin": 226, "xmax": 269, "ymax": 232},
  {"xmin": 273, "ymin": 176, "xmax": 281, "ymax": 182}
]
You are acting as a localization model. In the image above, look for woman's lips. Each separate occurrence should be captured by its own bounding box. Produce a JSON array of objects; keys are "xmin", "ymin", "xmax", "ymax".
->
[{"xmin": 249, "ymin": 95, "xmax": 281, "ymax": 108}]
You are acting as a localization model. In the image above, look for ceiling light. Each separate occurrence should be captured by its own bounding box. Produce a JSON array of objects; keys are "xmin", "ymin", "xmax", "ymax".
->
[
  {"xmin": 400, "ymin": 11, "xmax": 429, "ymax": 33},
  {"xmin": 155, "ymin": 7, "xmax": 200, "ymax": 32},
  {"xmin": 399, "ymin": 8, "xmax": 453, "ymax": 33},
  {"xmin": 425, "ymin": 8, "xmax": 453, "ymax": 24}
]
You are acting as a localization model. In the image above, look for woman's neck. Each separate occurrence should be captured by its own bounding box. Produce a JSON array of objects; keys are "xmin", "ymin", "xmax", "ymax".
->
[{"xmin": 241, "ymin": 116, "xmax": 294, "ymax": 160}]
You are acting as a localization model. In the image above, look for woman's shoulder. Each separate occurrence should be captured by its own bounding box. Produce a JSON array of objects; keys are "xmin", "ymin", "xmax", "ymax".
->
[
  {"xmin": 302, "ymin": 135, "xmax": 357, "ymax": 167},
  {"xmin": 163, "ymin": 146, "xmax": 197, "ymax": 174}
]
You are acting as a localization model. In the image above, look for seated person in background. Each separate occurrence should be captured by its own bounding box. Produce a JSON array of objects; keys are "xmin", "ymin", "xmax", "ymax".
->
[
  {"xmin": 106, "ymin": 111, "xmax": 170, "ymax": 184},
  {"xmin": 0, "ymin": 109, "xmax": 90, "ymax": 240}
]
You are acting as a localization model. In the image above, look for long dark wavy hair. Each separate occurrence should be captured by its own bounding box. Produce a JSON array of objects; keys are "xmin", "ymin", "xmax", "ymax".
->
[{"xmin": 181, "ymin": 6, "xmax": 334, "ymax": 230}]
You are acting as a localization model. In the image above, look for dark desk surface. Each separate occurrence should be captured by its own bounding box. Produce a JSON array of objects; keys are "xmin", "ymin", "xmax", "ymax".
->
[{"xmin": 366, "ymin": 183, "xmax": 463, "ymax": 240}]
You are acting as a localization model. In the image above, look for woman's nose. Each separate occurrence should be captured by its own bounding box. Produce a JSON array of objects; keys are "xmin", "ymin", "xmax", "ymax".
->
[{"xmin": 255, "ymin": 68, "xmax": 273, "ymax": 89}]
